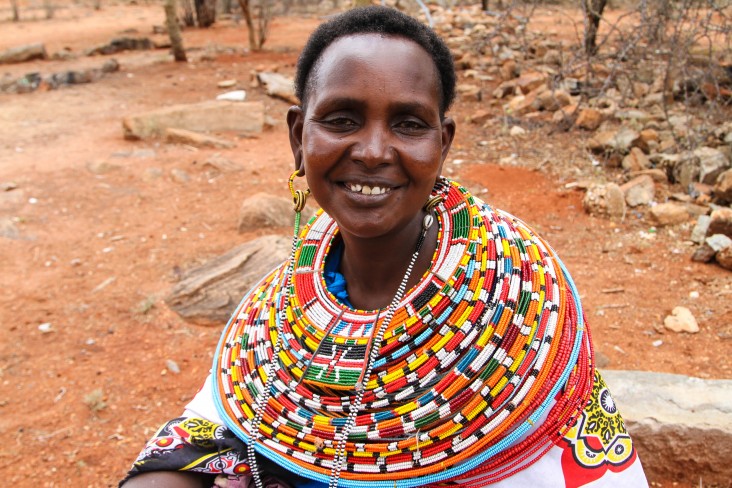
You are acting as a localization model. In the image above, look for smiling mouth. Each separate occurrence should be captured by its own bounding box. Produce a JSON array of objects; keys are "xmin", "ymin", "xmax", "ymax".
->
[{"xmin": 345, "ymin": 183, "xmax": 393, "ymax": 195}]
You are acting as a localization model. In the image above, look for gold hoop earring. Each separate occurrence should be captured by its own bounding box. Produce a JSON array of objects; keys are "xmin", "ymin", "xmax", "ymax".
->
[
  {"xmin": 288, "ymin": 170, "xmax": 310, "ymax": 213},
  {"xmin": 424, "ymin": 194, "xmax": 443, "ymax": 213}
]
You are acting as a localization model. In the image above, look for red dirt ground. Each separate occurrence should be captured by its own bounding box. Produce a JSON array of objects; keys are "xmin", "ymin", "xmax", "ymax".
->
[{"xmin": 0, "ymin": 3, "xmax": 729, "ymax": 487}]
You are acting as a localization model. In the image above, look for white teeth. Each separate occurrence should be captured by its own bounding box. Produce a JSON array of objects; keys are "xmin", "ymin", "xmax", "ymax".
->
[{"xmin": 348, "ymin": 183, "xmax": 389, "ymax": 195}]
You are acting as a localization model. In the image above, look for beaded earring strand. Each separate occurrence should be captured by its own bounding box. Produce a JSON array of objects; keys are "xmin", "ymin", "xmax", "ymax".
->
[{"xmin": 247, "ymin": 170, "xmax": 310, "ymax": 488}]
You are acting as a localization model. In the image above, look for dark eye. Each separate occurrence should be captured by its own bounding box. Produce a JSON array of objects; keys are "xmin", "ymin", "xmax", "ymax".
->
[
  {"xmin": 395, "ymin": 118, "xmax": 428, "ymax": 134},
  {"xmin": 323, "ymin": 116, "xmax": 358, "ymax": 129}
]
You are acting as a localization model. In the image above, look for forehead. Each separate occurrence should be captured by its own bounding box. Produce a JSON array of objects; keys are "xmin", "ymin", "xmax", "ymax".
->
[{"xmin": 307, "ymin": 34, "xmax": 440, "ymax": 107}]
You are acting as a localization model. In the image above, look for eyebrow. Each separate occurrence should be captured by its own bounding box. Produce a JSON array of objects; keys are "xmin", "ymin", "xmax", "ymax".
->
[{"xmin": 315, "ymin": 96, "xmax": 437, "ymax": 116}]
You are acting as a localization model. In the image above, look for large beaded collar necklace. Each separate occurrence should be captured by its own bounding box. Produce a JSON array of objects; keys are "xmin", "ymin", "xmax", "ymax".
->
[{"xmin": 213, "ymin": 180, "xmax": 594, "ymax": 488}]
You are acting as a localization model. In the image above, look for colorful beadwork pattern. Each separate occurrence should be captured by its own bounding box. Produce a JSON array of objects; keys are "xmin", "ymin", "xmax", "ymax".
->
[{"xmin": 213, "ymin": 180, "xmax": 594, "ymax": 488}]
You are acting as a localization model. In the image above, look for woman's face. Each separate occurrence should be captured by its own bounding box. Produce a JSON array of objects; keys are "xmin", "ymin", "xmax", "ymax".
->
[{"xmin": 288, "ymin": 34, "xmax": 455, "ymax": 241}]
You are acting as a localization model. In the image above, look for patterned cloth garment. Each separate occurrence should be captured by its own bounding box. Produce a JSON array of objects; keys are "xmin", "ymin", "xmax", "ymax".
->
[{"xmin": 122, "ymin": 180, "xmax": 648, "ymax": 488}]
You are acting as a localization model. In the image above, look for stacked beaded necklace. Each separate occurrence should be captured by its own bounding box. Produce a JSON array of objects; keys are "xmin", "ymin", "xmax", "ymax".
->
[{"xmin": 213, "ymin": 180, "xmax": 594, "ymax": 488}]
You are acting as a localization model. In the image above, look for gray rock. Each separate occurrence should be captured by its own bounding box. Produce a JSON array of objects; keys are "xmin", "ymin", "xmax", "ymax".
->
[
  {"xmin": 649, "ymin": 202, "xmax": 690, "ymax": 226},
  {"xmin": 706, "ymin": 233, "xmax": 732, "ymax": 252},
  {"xmin": 691, "ymin": 242, "xmax": 716, "ymax": 262},
  {"xmin": 122, "ymin": 101, "xmax": 264, "ymax": 140},
  {"xmin": 588, "ymin": 127, "xmax": 640, "ymax": 156},
  {"xmin": 708, "ymin": 207, "xmax": 732, "ymax": 238},
  {"xmin": 690, "ymin": 214, "xmax": 711, "ymax": 243},
  {"xmin": 0, "ymin": 43, "xmax": 47, "ymax": 64},
  {"xmin": 694, "ymin": 146, "xmax": 730, "ymax": 185},
  {"xmin": 602, "ymin": 370, "xmax": 732, "ymax": 486},
  {"xmin": 620, "ymin": 175, "xmax": 655, "ymax": 207},
  {"xmin": 583, "ymin": 183, "xmax": 626, "ymax": 219},
  {"xmin": 165, "ymin": 235, "xmax": 291, "ymax": 325},
  {"xmin": 714, "ymin": 168, "xmax": 732, "ymax": 203},
  {"xmin": 256, "ymin": 72, "xmax": 298, "ymax": 104},
  {"xmin": 238, "ymin": 193, "xmax": 308, "ymax": 231}
]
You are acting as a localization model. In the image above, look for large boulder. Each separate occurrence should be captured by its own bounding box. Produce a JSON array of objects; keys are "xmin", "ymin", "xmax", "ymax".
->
[
  {"xmin": 708, "ymin": 207, "xmax": 732, "ymax": 238},
  {"xmin": 165, "ymin": 235, "xmax": 290, "ymax": 325},
  {"xmin": 602, "ymin": 370, "xmax": 732, "ymax": 486},
  {"xmin": 122, "ymin": 101, "xmax": 264, "ymax": 140}
]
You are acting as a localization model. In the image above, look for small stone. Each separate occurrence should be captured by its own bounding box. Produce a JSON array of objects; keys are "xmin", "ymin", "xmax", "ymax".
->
[
  {"xmin": 663, "ymin": 306, "xmax": 699, "ymax": 333},
  {"xmin": 499, "ymin": 59, "xmax": 518, "ymax": 81},
  {"xmin": 38, "ymin": 322, "xmax": 53, "ymax": 334},
  {"xmin": 639, "ymin": 128, "xmax": 659, "ymax": 145},
  {"xmin": 457, "ymin": 83, "xmax": 481, "ymax": 102},
  {"xmin": 708, "ymin": 208, "xmax": 732, "ymax": 238},
  {"xmin": 515, "ymin": 71, "xmax": 547, "ymax": 94},
  {"xmin": 216, "ymin": 90, "xmax": 246, "ymax": 102},
  {"xmin": 620, "ymin": 175, "xmax": 655, "ymax": 207},
  {"xmin": 217, "ymin": 79, "xmax": 237, "ymax": 88},
  {"xmin": 694, "ymin": 147, "xmax": 730, "ymax": 185},
  {"xmin": 622, "ymin": 147, "xmax": 651, "ymax": 172},
  {"xmin": 492, "ymin": 80, "xmax": 516, "ymax": 99},
  {"xmin": 166, "ymin": 359, "xmax": 180, "ymax": 374},
  {"xmin": 714, "ymin": 168, "xmax": 732, "ymax": 203},
  {"xmin": 689, "ymin": 291, "xmax": 700, "ymax": 299},
  {"xmin": 652, "ymin": 339, "xmax": 663, "ymax": 347},
  {"xmin": 583, "ymin": 183, "xmax": 626, "ymax": 219},
  {"xmin": 649, "ymin": 202, "xmax": 690, "ymax": 226},
  {"xmin": 716, "ymin": 245, "xmax": 732, "ymax": 270},
  {"xmin": 630, "ymin": 168, "xmax": 668, "ymax": 183},
  {"xmin": 535, "ymin": 89, "xmax": 571, "ymax": 111},
  {"xmin": 576, "ymin": 108, "xmax": 604, "ymax": 131},
  {"xmin": 543, "ymin": 49, "xmax": 562, "ymax": 66},
  {"xmin": 690, "ymin": 215, "xmax": 712, "ymax": 244},
  {"xmin": 469, "ymin": 109, "xmax": 491, "ymax": 125},
  {"xmin": 509, "ymin": 125, "xmax": 526, "ymax": 137},
  {"xmin": 706, "ymin": 233, "xmax": 732, "ymax": 253},
  {"xmin": 691, "ymin": 243, "xmax": 716, "ymax": 262}
]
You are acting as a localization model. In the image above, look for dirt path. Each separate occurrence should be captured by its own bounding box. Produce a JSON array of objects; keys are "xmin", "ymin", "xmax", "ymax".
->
[{"xmin": 0, "ymin": 4, "xmax": 729, "ymax": 487}]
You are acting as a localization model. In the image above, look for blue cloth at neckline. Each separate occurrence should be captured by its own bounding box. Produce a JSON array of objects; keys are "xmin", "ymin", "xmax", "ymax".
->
[{"xmin": 323, "ymin": 239, "xmax": 352, "ymax": 307}]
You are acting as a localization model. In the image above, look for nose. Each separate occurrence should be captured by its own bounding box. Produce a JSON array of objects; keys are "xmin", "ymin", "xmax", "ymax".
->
[{"xmin": 349, "ymin": 121, "xmax": 396, "ymax": 168}]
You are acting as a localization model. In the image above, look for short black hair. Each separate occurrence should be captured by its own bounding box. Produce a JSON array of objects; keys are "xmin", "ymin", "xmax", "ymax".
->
[{"xmin": 294, "ymin": 5, "xmax": 456, "ymax": 117}]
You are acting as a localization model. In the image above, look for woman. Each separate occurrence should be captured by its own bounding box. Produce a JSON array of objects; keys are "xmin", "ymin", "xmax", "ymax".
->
[{"xmin": 121, "ymin": 6, "xmax": 648, "ymax": 488}]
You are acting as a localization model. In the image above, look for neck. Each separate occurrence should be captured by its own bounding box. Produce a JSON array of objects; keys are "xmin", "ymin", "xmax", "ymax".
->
[{"xmin": 337, "ymin": 212, "xmax": 438, "ymax": 310}]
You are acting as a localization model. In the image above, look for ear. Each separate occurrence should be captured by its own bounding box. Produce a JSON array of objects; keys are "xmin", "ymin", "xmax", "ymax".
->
[
  {"xmin": 438, "ymin": 116, "xmax": 456, "ymax": 173},
  {"xmin": 287, "ymin": 105, "xmax": 305, "ymax": 174}
]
